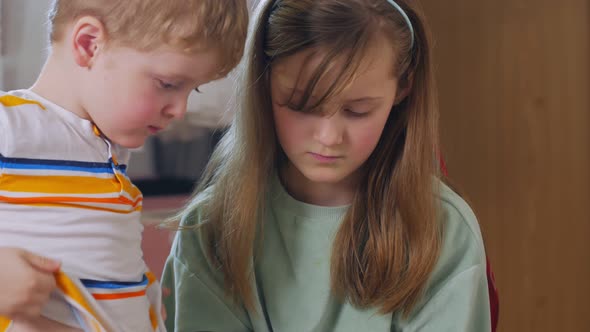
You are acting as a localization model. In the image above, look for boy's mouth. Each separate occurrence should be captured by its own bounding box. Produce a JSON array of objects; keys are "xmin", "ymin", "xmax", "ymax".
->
[{"xmin": 148, "ymin": 126, "xmax": 163, "ymax": 134}]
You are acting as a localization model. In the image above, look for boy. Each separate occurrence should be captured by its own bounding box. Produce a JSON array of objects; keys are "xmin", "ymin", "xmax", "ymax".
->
[{"xmin": 0, "ymin": 0, "xmax": 248, "ymax": 331}]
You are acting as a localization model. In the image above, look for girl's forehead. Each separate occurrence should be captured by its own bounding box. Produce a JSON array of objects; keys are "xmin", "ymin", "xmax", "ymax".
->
[{"xmin": 271, "ymin": 43, "xmax": 397, "ymax": 95}]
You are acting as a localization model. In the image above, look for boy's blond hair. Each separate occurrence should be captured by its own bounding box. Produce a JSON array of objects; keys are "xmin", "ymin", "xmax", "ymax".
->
[{"xmin": 48, "ymin": 0, "xmax": 248, "ymax": 76}]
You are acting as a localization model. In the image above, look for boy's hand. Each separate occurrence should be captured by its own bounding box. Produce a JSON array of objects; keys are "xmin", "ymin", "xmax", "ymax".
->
[
  {"xmin": 0, "ymin": 247, "xmax": 61, "ymax": 319},
  {"xmin": 161, "ymin": 287, "xmax": 171, "ymax": 321}
]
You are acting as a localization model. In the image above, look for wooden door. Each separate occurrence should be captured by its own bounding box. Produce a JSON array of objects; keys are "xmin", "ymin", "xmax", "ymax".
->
[{"xmin": 420, "ymin": 1, "xmax": 590, "ymax": 331}]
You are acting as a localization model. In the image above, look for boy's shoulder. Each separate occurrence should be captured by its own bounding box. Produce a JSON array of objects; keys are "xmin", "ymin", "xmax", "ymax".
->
[
  {"xmin": 1, "ymin": 89, "xmax": 47, "ymax": 108},
  {"xmin": 0, "ymin": 90, "xmax": 47, "ymax": 125},
  {"xmin": 0, "ymin": 90, "xmax": 49, "ymax": 155},
  {"xmin": 0, "ymin": 90, "xmax": 54, "ymax": 126},
  {"xmin": 0, "ymin": 90, "xmax": 105, "ymax": 161}
]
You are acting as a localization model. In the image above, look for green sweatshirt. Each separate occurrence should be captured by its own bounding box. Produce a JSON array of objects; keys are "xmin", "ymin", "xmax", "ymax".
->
[{"xmin": 162, "ymin": 176, "xmax": 491, "ymax": 332}]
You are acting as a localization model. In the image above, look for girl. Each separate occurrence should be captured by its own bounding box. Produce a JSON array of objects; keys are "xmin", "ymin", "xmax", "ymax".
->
[{"xmin": 162, "ymin": 0, "xmax": 491, "ymax": 331}]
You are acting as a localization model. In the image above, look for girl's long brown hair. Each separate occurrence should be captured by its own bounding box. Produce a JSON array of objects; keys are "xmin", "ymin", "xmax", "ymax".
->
[{"xmin": 181, "ymin": 0, "xmax": 441, "ymax": 316}]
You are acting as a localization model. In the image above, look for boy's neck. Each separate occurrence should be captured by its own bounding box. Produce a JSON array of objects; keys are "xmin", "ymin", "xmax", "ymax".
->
[{"xmin": 30, "ymin": 48, "xmax": 91, "ymax": 121}]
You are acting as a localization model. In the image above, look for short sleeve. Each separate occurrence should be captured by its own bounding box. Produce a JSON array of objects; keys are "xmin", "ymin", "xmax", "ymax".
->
[
  {"xmin": 0, "ymin": 106, "xmax": 8, "ymax": 174},
  {"xmin": 0, "ymin": 107, "xmax": 7, "ymax": 156}
]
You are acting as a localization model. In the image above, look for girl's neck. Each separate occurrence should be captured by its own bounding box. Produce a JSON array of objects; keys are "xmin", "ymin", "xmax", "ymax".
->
[{"xmin": 279, "ymin": 163, "xmax": 359, "ymax": 207}]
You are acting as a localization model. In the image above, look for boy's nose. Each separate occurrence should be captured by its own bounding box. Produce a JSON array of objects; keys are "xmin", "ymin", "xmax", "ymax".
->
[{"xmin": 162, "ymin": 100, "xmax": 188, "ymax": 120}]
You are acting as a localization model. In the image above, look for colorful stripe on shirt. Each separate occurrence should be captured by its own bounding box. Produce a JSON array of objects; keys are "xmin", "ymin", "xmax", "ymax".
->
[
  {"xmin": 0, "ymin": 317, "xmax": 11, "ymax": 332},
  {"xmin": 0, "ymin": 94, "xmax": 46, "ymax": 109},
  {"xmin": 55, "ymin": 272, "xmax": 113, "ymax": 332},
  {"xmin": 82, "ymin": 274, "xmax": 150, "ymax": 300},
  {"xmin": 0, "ymin": 154, "xmax": 142, "ymax": 213},
  {"xmin": 0, "ymin": 272, "xmax": 161, "ymax": 332},
  {"xmin": 81, "ymin": 272, "xmax": 160, "ymax": 330}
]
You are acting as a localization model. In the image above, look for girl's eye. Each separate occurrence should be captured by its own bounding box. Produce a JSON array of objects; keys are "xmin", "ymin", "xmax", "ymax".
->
[
  {"xmin": 280, "ymin": 102, "xmax": 306, "ymax": 112},
  {"xmin": 344, "ymin": 108, "xmax": 368, "ymax": 118},
  {"xmin": 286, "ymin": 103, "xmax": 302, "ymax": 111}
]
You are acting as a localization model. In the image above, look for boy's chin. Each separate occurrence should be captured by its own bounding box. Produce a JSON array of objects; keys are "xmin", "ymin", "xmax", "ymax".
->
[
  {"xmin": 119, "ymin": 140, "xmax": 146, "ymax": 149},
  {"xmin": 109, "ymin": 135, "xmax": 148, "ymax": 149}
]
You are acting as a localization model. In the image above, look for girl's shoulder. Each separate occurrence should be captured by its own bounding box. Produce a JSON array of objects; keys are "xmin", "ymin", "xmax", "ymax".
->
[
  {"xmin": 168, "ymin": 186, "xmax": 216, "ymax": 265},
  {"xmin": 178, "ymin": 186, "xmax": 216, "ymax": 228},
  {"xmin": 395, "ymin": 181, "xmax": 492, "ymax": 330},
  {"xmin": 427, "ymin": 179, "xmax": 488, "ymax": 293},
  {"xmin": 435, "ymin": 180, "xmax": 486, "ymax": 252}
]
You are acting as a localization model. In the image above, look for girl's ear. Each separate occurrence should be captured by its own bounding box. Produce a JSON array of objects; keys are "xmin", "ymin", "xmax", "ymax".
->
[
  {"xmin": 394, "ymin": 74, "xmax": 413, "ymax": 105},
  {"xmin": 70, "ymin": 16, "xmax": 107, "ymax": 69},
  {"xmin": 394, "ymin": 86, "xmax": 411, "ymax": 105}
]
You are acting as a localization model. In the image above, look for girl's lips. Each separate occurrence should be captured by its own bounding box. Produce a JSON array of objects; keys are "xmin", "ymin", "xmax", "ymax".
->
[{"xmin": 309, "ymin": 152, "xmax": 341, "ymax": 163}]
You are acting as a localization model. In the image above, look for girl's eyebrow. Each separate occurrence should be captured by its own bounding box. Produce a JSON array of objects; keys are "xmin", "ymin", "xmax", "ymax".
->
[
  {"xmin": 274, "ymin": 77, "xmax": 307, "ymax": 95},
  {"xmin": 276, "ymin": 82, "xmax": 319, "ymax": 102},
  {"xmin": 276, "ymin": 75, "xmax": 383, "ymax": 105},
  {"xmin": 280, "ymin": 85, "xmax": 383, "ymax": 106},
  {"xmin": 344, "ymin": 96, "xmax": 383, "ymax": 103}
]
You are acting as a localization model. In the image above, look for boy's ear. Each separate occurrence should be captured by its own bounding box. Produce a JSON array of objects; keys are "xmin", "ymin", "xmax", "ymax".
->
[{"xmin": 71, "ymin": 16, "xmax": 107, "ymax": 68}]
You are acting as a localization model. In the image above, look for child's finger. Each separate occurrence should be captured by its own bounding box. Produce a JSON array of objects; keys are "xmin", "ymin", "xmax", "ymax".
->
[
  {"xmin": 160, "ymin": 287, "xmax": 170, "ymax": 321},
  {"xmin": 161, "ymin": 306, "xmax": 167, "ymax": 322},
  {"xmin": 22, "ymin": 250, "xmax": 61, "ymax": 273}
]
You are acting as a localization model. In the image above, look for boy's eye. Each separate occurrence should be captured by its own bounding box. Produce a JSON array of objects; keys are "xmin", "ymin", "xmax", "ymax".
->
[{"xmin": 157, "ymin": 79, "xmax": 178, "ymax": 90}]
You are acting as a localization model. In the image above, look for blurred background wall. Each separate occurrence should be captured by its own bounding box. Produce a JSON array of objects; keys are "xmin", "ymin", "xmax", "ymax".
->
[
  {"xmin": 1, "ymin": 0, "xmax": 51, "ymax": 89},
  {"xmin": 2, "ymin": 1, "xmax": 589, "ymax": 331}
]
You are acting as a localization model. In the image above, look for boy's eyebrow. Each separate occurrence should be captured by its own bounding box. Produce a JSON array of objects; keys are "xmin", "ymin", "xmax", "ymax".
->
[
  {"xmin": 158, "ymin": 72, "xmax": 199, "ymax": 83},
  {"xmin": 169, "ymin": 74, "xmax": 194, "ymax": 82}
]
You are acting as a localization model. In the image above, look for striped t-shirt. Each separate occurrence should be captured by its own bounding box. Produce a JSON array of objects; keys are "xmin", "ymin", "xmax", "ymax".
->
[{"xmin": 0, "ymin": 90, "xmax": 164, "ymax": 331}]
